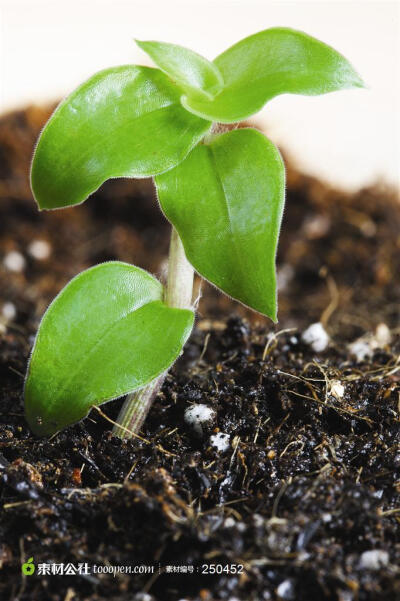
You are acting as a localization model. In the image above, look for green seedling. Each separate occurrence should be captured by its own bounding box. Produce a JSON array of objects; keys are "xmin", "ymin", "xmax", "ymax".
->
[{"xmin": 25, "ymin": 28, "xmax": 364, "ymax": 437}]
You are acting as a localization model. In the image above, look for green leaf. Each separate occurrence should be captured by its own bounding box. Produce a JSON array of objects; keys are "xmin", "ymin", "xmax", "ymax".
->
[
  {"xmin": 25, "ymin": 262, "xmax": 194, "ymax": 436},
  {"xmin": 156, "ymin": 128, "xmax": 285, "ymax": 319},
  {"xmin": 136, "ymin": 39, "xmax": 224, "ymax": 98},
  {"xmin": 31, "ymin": 66, "xmax": 211, "ymax": 210},
  {"xmin": 182, "ymin": 27, "xmax": 364, "ymax": 123}
]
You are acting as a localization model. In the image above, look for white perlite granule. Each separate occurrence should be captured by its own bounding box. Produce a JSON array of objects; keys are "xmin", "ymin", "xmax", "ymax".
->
[
  {"xmin": 360, "ymin": 549, "xmax": 389, "ymax": 570},
  {"xmin": 276, "ymin": 578, "xmax": 295, "ymax": 600},
  {"xmin": 348, "ymin": 339, "xmax": 373, "ymax": 362},
  {"xmin": 330, "ymin": 381, "xmax": 345, "ymax": 399},
  {"xmin": 375, "ymin": 323, "xmax": 391, "ymax": 346},
  {"xmin": 3, "ymin": 250, "xmax": 26, "ymax": 272},
  {"xmin": 184, "ymin": 404, "xmax": 215, "ymax": 436},
  {"xmin": 301, "ymin": 322, "xmax": 329, "ymax": 352},
  {"xmin": 28, "ymin": 239, "xmax": 51, "ymax": 260},
  {"xmin": 133, "ymin": 594, "xmax": 154, "ymax": 601},
  {"xmin": 209, "ymin": 432, "xmax": 230, "ymax": 452},
  {"xmin": 2, "ymin": 302, "xmax": 16, "ymax": 321},
  {"xmin": 348, "ymin": 323, "xmax": 392, "ymax": 363}
]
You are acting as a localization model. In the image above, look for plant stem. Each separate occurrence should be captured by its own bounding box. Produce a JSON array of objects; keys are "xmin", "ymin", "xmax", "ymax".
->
[
  {"xmin": 165, "ymin": 227, "xmax": 194, "ymax": 309},
  {"xmin": 112, "ymin": 227, "xmax": 194, "ymax": 439},
  {"xmin": 111, "ymin": 372, "xmax": 167, "ymax": 438}
]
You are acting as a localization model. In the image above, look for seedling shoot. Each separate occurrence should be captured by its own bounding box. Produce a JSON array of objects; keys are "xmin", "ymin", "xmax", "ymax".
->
[{"xmin": 25, "ymin": 28, "xmax": 364, "ymax": 438}]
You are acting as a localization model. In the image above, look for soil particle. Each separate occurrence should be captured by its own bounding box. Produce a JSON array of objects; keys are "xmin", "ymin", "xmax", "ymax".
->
[{"xmin": 0, "ymin": 106, "xmax": 399, "ymax": 600}]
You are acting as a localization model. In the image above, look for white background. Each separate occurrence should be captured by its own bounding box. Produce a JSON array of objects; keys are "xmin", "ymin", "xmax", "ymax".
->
[{"xmin": 1, "ymin": 0, "xmax": 399, "ymax": 191}]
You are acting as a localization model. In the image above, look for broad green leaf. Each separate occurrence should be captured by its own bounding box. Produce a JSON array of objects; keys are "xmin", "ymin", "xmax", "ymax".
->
[
  {"xmin": 136, "ymin": 39, "xmax": 224, "ymax": 98},
  {"xmin": 156, "ymin": 128, "xmax": 285, "ymax": 319},
  {"xmin": 31, "ymin": 66, "xmax": 211, "ymax": 210},
  {"xmin": 182, "ymin": 27, "xmax": 364, "ymax": 122},
  {"xmin": 25, "ymin": 262, "xmax": 194, "ymax": 436}
]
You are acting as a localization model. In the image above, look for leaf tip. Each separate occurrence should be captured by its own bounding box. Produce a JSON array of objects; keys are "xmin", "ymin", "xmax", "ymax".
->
[
  {"xmin": 356, "ymin": 76, "xmax": 368, "ymax": 90},
  {"xmin": 35, "ymin": 200, "xmax": 46, "ymax": 212},
  {"xmin": 351, "ymin": 70, "xmax": 366, "ymax": 90},
  {"xmin": 33, "ymin": 194, "xmax": 51, "ymax": 212},
  {"xmin": 30, "ymin": 184, "xmax": 45, "ymax": 211},
  {"xmin": 339, "ymin": 60, "xmax": 366, "ymax": 92},
  {"xmin": 134, "ymin": 39, "xmax": 147, "ymax": 51},
  {"xmin": 265, "ymin": 304, "xmax": 278, "ymax": 324}
]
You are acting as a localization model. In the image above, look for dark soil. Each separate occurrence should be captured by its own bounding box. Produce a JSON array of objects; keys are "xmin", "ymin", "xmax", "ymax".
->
[{"xmin": 0, "ymin": 105, "xmax": 399, "ymax": 601}]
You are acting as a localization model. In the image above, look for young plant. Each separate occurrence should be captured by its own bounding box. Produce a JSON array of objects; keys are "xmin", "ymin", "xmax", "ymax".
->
[{"xmin": 25, "ymin": 28, "xmax": 363, "ymax": 438}]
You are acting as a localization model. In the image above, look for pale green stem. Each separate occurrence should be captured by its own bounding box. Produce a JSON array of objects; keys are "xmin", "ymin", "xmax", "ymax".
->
[{"xmin": 112, "ymin": 227, "xmax": 194, "ymax": 439}]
